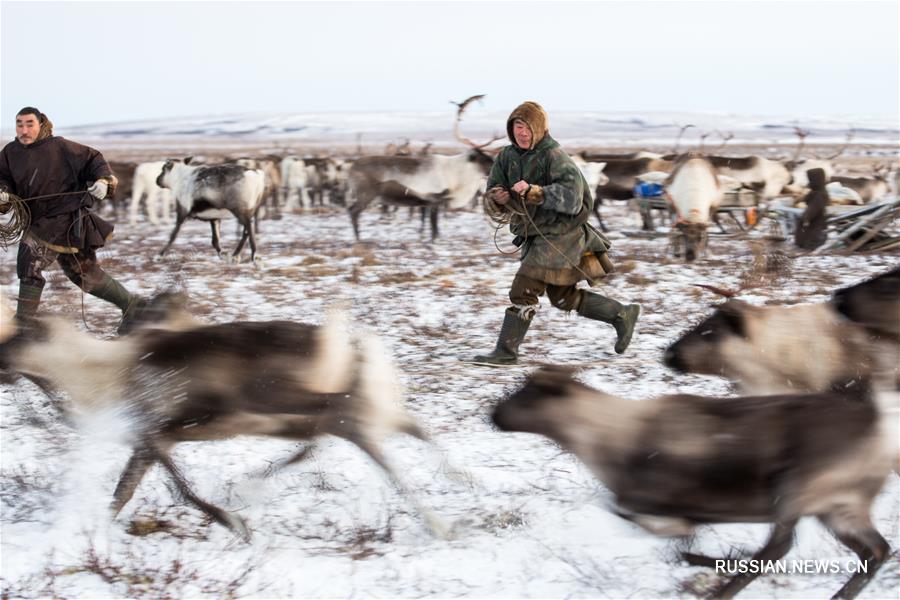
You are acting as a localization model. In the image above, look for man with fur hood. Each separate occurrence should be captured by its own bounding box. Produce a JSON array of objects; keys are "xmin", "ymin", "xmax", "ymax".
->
[
  {"xmin": 472, "ymin": 101, "xmax": 640, "ymax": 366},
  {"xmin": 794, "ymin": 167, "xmax": 830, "ymax": 251},
  {"xmin": 0, "ymin": 107, "xmax": 145, "ymax": 332}
]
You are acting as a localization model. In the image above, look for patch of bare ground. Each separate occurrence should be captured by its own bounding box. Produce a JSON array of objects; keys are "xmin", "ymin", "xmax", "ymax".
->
[
  {"xmin": 374, "ymin": 271, "xmax": 420, "ymax": 284},
  {"xmin": 625, "ymin": 272, "xmax": 655, "ymax": 286}
]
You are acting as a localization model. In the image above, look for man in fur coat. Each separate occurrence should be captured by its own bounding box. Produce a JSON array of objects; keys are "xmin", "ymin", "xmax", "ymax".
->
[
  {"xmin": 0, "ymin": 107, "xmax": 145, "ymax": 331},
  {"xmin": 472, "ymin": 101, "xmax": 640, "ymax": 366}
]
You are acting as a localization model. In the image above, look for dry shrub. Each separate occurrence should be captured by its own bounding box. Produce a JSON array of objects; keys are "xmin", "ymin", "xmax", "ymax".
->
[
  {"xmin": 375, "ymin": 271, "xmax": 420, "ymax": 284},
  {"xmin": 625, "ymin": 273, "xmax": 654, "ymax": 286},
  {"xmin": 738, "ymin": 242, "xmax": 792, "ymax": 289},
  {"xmin": 357, "ymin": 248, "xmax": 380, "ymax": 266},
  {"xmin": 430, "ymin": 266, "xmax": 456, "ymax": 277},
  {"xmin": 481, "ymin": 508, "xmax": 528, "ymax": 534}
]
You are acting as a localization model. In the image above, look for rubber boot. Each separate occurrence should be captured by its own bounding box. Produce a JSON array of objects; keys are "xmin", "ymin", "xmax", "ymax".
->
[
  {"xmin": 117, "ymin": 296, "xmax": 150, "ymax": 336},
  {"xmin": 578, "ymin": 292, "xmax": 641, "ymax": 354},
  {"xmin": 88, "ymin": 274, "xmax": 147, "ymax": 335},
  {"xmin": 471, "ymin": 308, "xmax": 532, "ymax": 366},
  {"xmin": 15, "ymin": 280, "xmax": 44, "ymax": 322}
]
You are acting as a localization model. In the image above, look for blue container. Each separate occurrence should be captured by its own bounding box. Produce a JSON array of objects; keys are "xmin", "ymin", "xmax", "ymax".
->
[{"xmin": 634, "ymin": 182, "xmax": 664, "ymax": 198}]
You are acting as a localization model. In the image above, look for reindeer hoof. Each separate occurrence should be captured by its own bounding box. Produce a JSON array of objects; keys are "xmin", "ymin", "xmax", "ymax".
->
[
  {"xmin": 422, "ymin": 511, "xmax": 452, "ymax": 540},
  {"xmin": 225, "ymin": 513, "xmax": 251, "ymax": 543}
]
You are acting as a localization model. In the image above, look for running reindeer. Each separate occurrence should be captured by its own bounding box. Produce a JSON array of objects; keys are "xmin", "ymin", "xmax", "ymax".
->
[
  {"xmin": 0, "ymin": 293, "xmax": 433, "ymax": 540},
  {"xmin": 492, "ymin": 365, "xmax": 895, "ymax": 599}
]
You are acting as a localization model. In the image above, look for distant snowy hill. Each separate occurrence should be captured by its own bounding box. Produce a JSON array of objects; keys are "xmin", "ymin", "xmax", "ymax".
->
[{"xmin": 2, "ymin": 111, "xmax": 897, "ymax": 148}]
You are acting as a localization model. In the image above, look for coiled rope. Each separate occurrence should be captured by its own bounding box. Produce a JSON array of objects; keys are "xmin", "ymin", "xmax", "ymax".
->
[
  {"xmin": 483, "ymin": 191, "xmax": 599, "ymax": 283},
  {"xmin": 1, "ymin": 190, "xmax": 106, "ymax": 332},
  {"xmin": 0, "ymin": 191, "xmax": 86, "ymax": 249}
]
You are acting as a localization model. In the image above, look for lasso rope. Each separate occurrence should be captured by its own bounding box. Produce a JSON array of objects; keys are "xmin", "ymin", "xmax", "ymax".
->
[
  {"xmin": 0, "ymin": 193, "xmax": 30, "ymax": 248},
  {"xmin": 0, "ymin": 191, "xmax": 86, "ymax": 249},
  {"xmin": 484, "ymin": 191, "xmax": 599, "ymax": 283},
  {"xmin": 1, "ymin": 190, "xmax": 104, "ymax": 333}
]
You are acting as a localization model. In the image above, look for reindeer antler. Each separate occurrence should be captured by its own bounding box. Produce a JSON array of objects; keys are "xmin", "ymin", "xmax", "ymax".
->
[
  {"xmin": 791, "ymin": 125, "xmax": 809, "ymax": 162},
  {"xmin": 452, "ymin": 94, "xmax": 503, "ymax": 150},
  {"xmin": 699, "ymin": 131, "xmax": 711, "ymax": 153},
  {"xmin": 673, "ymin": 123, "xmax": 695, "ymax": 153},
  {"xmin": 713, "ymin": 130, "xmax": 734, "ymax": 152},
  {"xmin": 818, "ymin": 128, "xmax": 855, "ymax": 160},
  {"xmin": 451, "ymin": 94, "xmax": 486, "ymax": 115}
]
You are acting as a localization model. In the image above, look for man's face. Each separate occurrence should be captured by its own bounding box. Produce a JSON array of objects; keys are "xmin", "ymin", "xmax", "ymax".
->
[
  {"xmin": 16, "ymin": 114, "xmax": 41, "ymax": 145},
  {"xmin": 513, "ymin": 120, "xmax": 533, "ymax": 150}
]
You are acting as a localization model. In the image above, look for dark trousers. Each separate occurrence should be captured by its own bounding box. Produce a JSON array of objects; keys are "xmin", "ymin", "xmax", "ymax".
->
[
  {"xmin": 509, "ymin": 273, "xmax": 584, "ymax": 316},
  {"xmin": 17, "ymin": 236, "xmax": 107, "ymax": 292}
]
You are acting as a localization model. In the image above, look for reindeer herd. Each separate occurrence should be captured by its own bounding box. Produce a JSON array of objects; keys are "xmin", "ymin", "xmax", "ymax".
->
[
  {"xmin": 107, "ymin": 116, "xmax": 898, "ymax": 267},
  {"xmin": 3, "ymin": 100, "xmax": 899, "ymax": 598}
]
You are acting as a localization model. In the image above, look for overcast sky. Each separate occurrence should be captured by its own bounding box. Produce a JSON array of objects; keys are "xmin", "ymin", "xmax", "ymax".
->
[{"xmin": 1, "ymin": 1, "xmax": 898, "ymax": 127}]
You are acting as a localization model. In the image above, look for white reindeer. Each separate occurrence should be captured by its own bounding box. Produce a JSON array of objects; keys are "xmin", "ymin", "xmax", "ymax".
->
[
  {"xmin": 156, "ymin": 158, "xmax": 265, "ymax": 262},
  {"xmin": 665, "ymin": 154, "xmax": 723, "ymax": 262},
  {"xmin": 129, "ymin": 161, "xmax": 175, "ymax": 226}
]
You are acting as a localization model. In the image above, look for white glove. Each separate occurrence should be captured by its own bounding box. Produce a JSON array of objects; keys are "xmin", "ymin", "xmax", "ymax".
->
[
  {"xmin": 87, "ymin": 180, "xmax": 108, "ymax": 200},
  {"xmin": 0, "ymin": 191, "xmax": 8, "ymax": 205}
]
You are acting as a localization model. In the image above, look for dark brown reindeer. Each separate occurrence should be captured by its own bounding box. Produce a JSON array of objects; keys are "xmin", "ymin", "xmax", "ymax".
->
[
  {"xmin": 345, "ymin": 94, "xmax": 500, "ymax": 241},
  {"xmin": 832, "ymin": 265, "xmax": 900, "ymax": 341},
  {"xmin": 0, "ymin": 294, "xmax": 431, "ymax": 541},
  {"xmin": 492, "ymin": 365, "xmax": 895, "ymax": 599}
]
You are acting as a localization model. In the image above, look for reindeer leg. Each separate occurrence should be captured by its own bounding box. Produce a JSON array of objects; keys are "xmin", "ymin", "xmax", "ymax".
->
[
  {"xmin": 247, "ymin": 216, "xmax": 258, "ymax": 262},
  {"xmin": 429, "ymin": 205, "xmax": 439, "ymax": 241},
  {"xmin": 707, "ymin": 519, "xmax": 798, "ymax": 599},
  {"xmin": 150, "ymin": 444, "xmax": 250, "ymax": 542},
  {"xmin": 254, "ymin": 443, "xmax": 318, "ymax": 478},
  {"xmin": 349, "ymin": 436, "xmax": 449, "ymax": 539},
  {"xmin": 819, "ymin": 513, "xmax": 890, "ymax": 600},
  {"xmin": 210, "ymin": 220, "xmax": 223, "ymax": 257},
  {"xmin": 110, "ymin": 447, "xmax": 158, "ymax": 517},
  {"xmin": 231, "ymin": 219, "xmax": 251, "ymax": 263},
  {"xmin": 712, "ymin": 210, "xmax": 728, "ymax": 234},
  {"xmin": 593, "ymin": 205, "xmax": 609, "ymax": 233},
  {"xmin": 349, "ymin": 206, "xmax": 364, "ymax": 240},
  {"xmin": 159, "ymin": 211, "xmax": 188, "ymax": 257},
  {"xmin": 417, "ymin": 206, "xmax": 426, "ymax": 233}
]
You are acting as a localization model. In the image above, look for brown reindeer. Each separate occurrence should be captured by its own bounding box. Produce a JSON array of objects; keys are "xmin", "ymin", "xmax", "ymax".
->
[
  {"xmin": 345, "ymin": 95, "xmax": 500, "ymax": 241},
  {"xmin": 665, "ymin": 267, "xmax": 900, "ymax": 395},
  {"xmin": 0, "ymin": 294, "xmax": 431, "ymax": 540},
  {"xmin": 492, "ymin": 365, "xmax": 895, "ymax": 599}
]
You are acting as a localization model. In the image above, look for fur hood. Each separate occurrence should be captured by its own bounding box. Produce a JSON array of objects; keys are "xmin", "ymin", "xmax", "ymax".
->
[
  {"xmin": 506, "ymin": 101, "xmax": 548, "ymax": 150},
  {"xmin": 36, "ymin": 114, "xmax": 54, "ymax": 142}
]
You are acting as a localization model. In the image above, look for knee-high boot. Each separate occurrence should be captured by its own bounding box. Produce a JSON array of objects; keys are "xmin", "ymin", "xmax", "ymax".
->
[
  {"xmin": 15, "ymin": 280, "xmax": 44, "ymax": 321},
  {"xmin": 577, "ymin": 292, "xmax": 641, "ymax": 354},
  {"xmin": 89, "ymin": 274, "xmax": 147, "ymax": 335},
  {"xmin": 471, "ymin": 308, "xmax": 533, "ymax": 366}
]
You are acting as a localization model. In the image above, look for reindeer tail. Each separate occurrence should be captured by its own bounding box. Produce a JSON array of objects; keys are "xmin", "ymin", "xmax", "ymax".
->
[
  {"xmin": 356, "ymin": 330, "xmax": 427, "ymax": 442},
  {"xmin": 307, "ymin": 309, "xmax": 355, "ymax": 394}
]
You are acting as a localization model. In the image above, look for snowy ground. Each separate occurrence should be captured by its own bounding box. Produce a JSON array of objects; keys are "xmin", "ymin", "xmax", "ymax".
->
[{"xmin": 1, "ymin": 200, "xmax": 898, "ymax": 599}]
